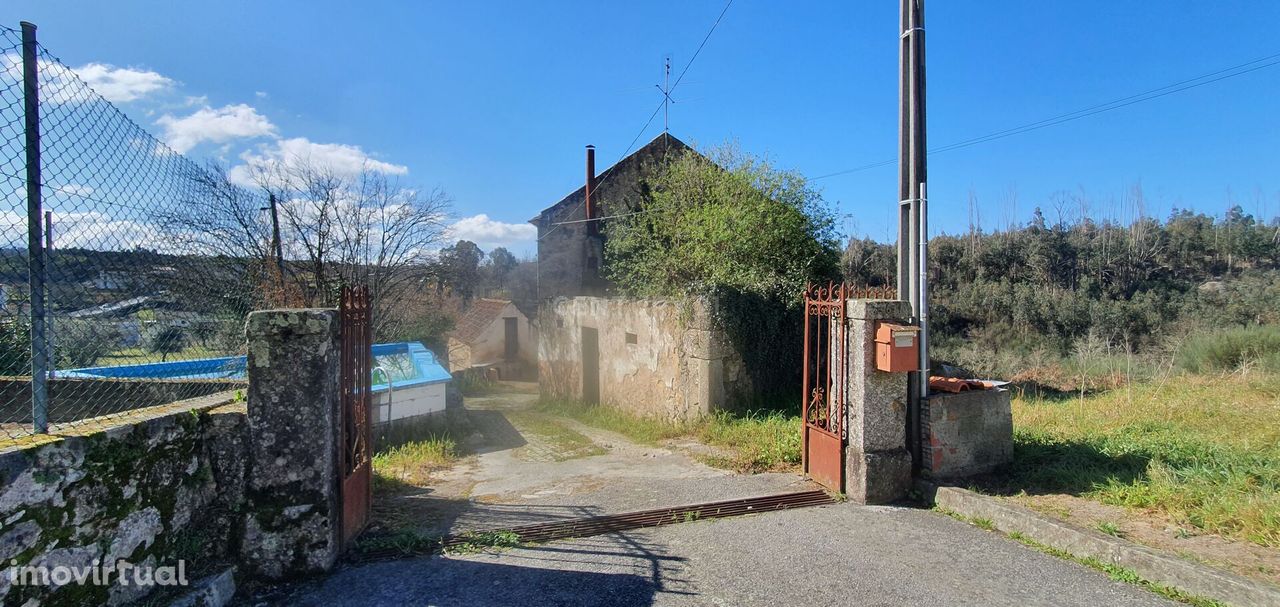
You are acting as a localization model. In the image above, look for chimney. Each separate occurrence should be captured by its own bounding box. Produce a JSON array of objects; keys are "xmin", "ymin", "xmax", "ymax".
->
[{"xmin": 585, "ymin": 145, "xmax": 597, "ymax": 235}]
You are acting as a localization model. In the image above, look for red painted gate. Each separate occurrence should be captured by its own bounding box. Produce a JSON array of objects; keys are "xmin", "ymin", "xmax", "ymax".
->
[
  {"xmin": 802, "ymin": 283, "xmax": 848, "ymax": 491},
  {"xmin": 339, "ymin": 284, "xmax": 373, "ymax": 548},
  {"xmin": 802, "ymin": 284, "xmax": 898, "ymax": 491}
]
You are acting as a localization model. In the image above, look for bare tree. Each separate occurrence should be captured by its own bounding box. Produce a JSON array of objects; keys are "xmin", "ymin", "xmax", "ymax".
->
[
  {"xmin": 156, "ymin": 156, "xmax": 451, "ymax": 338},
  {"xmin": 248, "ymin": 156, "xmax": 452, "ymax": 337}
]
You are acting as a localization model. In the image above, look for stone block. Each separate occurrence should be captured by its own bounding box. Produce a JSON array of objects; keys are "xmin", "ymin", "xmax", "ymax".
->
[
  {"xmin": 846, "ymin": 298, "xmax": 913, "ymax": 322},
  {"xmin": 846, "ymin": 448, "xmax": 912, "ymax": 504},
  {"xmin": 242, "ymin": 309, "xmax": 341, "ymax": 579}
]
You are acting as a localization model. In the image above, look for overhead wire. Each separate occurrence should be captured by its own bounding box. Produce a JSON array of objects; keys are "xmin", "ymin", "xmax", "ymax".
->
[
  {"xmin": 813, "ymin": 51, "xmax": 1280, "ymax": 180},
  {"xmin": 540, "ymin": 0, "xmax": 734, "ymax": 236}
]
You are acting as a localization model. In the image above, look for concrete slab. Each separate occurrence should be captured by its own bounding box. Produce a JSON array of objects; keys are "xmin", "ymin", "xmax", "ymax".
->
[{"xmin": 373, "ymin": 387, "xmax": 811, "ymax": 538}]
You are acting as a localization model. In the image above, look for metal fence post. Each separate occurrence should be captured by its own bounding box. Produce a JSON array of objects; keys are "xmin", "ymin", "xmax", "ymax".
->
[{"xmin": 22, "ymin": 21, "xmax": 49, "ymax": 433}]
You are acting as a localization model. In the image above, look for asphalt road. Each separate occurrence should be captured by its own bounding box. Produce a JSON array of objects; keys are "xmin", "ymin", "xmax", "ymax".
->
[{"xmin": 278, "ymin": 502, "xmax": 1177, "ymax": 607}]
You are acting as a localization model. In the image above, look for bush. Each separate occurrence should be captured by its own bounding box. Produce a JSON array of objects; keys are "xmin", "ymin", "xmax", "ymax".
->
[
  {"xmin": 0, "ymin": 318, "xmax": 30, "ymax": 375},
  {"xmin": 54, "ymin": 319, "xmax": 124, "ymax": 368},
  {"xmin": 1176, "ymin": 325, "xmax": 1280, "ymax": 373}
]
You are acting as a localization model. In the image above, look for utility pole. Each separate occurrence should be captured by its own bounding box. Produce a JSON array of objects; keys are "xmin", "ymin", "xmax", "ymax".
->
[
  {"xmin": 266, "ymin": 193, "xmax": 285, "ymax": 285},
  {"xmin": 898, "ymin": 0, "xmax": 928, "ymax": 473}
]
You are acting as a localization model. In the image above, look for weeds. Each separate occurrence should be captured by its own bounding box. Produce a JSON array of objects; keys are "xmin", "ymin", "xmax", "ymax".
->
[
  {"xmin": 1004, "ymin": 532, "xmax": 1227, "ymax": 607},
  {"xmin": 445, "ymin": 530, "xmax": 521, "ymax": 555},
  {"xmin": 1096, "ymin": 521, "xmax": 1123, "ymax": 537},
  {"xmin": 535, "ymin": 399, "xmax": 802, "ymax": 472},
  {"xmin": 372, "ymin": 435, "xmax": 458, "ymax": 492}
]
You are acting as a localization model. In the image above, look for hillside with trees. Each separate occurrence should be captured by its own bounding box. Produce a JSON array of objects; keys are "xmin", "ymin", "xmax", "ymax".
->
[{"xmin": 842, "ymin": 197, "xmax": 1280, "ymax": 383}]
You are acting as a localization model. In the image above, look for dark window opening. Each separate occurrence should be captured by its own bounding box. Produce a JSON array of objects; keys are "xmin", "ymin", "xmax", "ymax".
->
[{"xmin": 625, "ymin": 332, "xmax": 637, "ymax": 345}]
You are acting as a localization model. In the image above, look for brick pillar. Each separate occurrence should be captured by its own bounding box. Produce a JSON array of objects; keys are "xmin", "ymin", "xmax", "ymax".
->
[
  {"xmin": 241, "ymin": 309, "xmax": 341, "ymax": 579},
  {"xmin": 844, "ymin": 299, "xmax": 913, "ymax": 504}
]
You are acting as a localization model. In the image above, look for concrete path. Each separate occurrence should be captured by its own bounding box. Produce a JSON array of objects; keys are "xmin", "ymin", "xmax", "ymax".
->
[
  {"xmin": 277, "ymin": 387, "xmax": 1177, "ymax": 606},
  {"xmin": 283, "ymin": 502, "xmax": 1178, "ymax": 606},
  {"xmin": 373, "ymin": 386, "xmax": 808, "ymax": 537}
]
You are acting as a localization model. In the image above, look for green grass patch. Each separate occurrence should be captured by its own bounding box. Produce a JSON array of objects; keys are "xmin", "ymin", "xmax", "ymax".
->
[
  {"xmin": 1003, "ymin": 372, "xmax": 1280, "ymax": 547},
  {"xmin": 444, "ymin": 530, "xmax": 522, "ymax": 555},
  {"xmin": 372, "ymin": 435, "xmax": 458, "ymax": 493},
  {"xmin": 535, "ymin": 399, "xmax": 801, "ymax": 472},
  {"xmin": 504, "ymin": 411, "xmax": 605, "ymax": 461},
  {"xmin": 1177, "ymin": 325, "xmax": 1280, "ymax": 374}
]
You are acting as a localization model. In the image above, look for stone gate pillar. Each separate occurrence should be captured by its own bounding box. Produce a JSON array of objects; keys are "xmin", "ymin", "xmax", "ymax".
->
[
  {"xmin": 844, "ymin": 299, "xmax": 913, "ymax": 504},
  {"xmin": 241, "ymin": 309, "xmax": 342, "ymax": 579}
]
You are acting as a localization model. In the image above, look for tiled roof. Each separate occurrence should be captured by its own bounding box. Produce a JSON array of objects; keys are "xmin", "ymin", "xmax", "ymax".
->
[{"xmin": 452, "ymin": 298, "xmax": 513, "ymax": 344}]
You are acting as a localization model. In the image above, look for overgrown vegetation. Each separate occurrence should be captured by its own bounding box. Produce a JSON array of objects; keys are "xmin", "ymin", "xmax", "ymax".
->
[
  {"xmin": 1176, "ymin": 325, "xmax": 1280, "ymax": 374},
  {"xmin": 843, "ymin": 197, "xmax": 1279, "ymax": 380},
  {"xmin": 984, "ymin": 372, "xmax": 1280, "ymax": 548},
  {"xmin": 604, "ymin": 143, "xmax": 839, "ymax": 301},
  {"xmin": 536, "ymin": 399, "xmax": 801, "ymax": 473},
  {"xmin": 372, "ymin": 434, "xmax": 458, "ymax": 492}
]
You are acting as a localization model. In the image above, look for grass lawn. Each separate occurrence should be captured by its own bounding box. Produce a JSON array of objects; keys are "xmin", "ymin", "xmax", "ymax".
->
[
  {"xmin": 536, "ymin": 399, "xmax": 801, "ymax": 473},
  {"xmin": 96, "ymin": 344, "xmax": 231, "ymax": 366},
  {"xmin": 997, "ymin": 371, "xmax": 1280, "ymax": 548}
]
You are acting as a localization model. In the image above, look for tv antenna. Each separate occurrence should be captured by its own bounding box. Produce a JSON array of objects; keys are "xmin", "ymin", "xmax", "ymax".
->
[{"xmin": 656, "ymin": 55, "xmax": 674, "ymax": 133}]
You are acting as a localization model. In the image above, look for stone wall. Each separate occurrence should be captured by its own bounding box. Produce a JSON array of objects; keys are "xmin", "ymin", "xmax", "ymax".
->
[
  {"xmin": 538, "ymin": 296, "xmax": 748, "ymax": 420},
  {"xmin": 0, "ymin": 376, "xmax": 245, "ymax": 424},
  {"xmin": 0, "ymin": 393, "xmax": 246, "ymax": 606},
  {"xmin": 0, "ymin": 307, "xmax": 354, "ymax": 605},
  {"xmin": 921, "ymin": 388, "xmax": 1014, "ymax": 479}
]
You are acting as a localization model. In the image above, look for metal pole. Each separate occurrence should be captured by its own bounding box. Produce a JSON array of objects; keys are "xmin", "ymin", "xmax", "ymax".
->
[
  {"xmin": 44, "ymin": 210, "xmax": 54, "ymax": 381},
  {"xmin": 918, "ymin": 182, "xmax": 929, "ymax": 397},
  {"xmin": 897, "ymin": 0, "xmax": 927, "ymax": 473},
  {"xmin": 22, "ymin": 21, "xmax": 49, "ymax": 433}
]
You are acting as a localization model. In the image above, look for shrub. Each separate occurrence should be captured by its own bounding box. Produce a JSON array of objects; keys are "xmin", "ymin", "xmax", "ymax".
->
[{"xmin": 1176, "ymin": 325, "xmax": 1280, "ymax": 373}]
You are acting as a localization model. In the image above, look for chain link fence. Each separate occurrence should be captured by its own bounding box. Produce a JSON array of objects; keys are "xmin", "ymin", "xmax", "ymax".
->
[{"xmin": 0, "ymin": 24, "xmax": 281, "ymax": 439}]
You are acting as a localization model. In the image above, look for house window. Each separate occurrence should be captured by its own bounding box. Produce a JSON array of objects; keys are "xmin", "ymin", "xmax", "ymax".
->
[{"xmin": 625, "ymin": 332, "xmax": 637, "ymax": 345}]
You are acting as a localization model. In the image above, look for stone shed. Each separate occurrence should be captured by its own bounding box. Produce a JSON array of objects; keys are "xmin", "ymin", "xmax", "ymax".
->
[{"xmin": 538, "ymin": 295, "xmax": 799, "ymax": 421}]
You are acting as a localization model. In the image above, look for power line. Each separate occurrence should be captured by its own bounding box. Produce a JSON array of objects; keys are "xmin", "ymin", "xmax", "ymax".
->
[
  {"xmin": 814, "ymin": 51, "xmax": 1280, "ymax": 180},
  {"xmin": 540, "ymin": 0, "xmax": 734, "ymax": 237}
]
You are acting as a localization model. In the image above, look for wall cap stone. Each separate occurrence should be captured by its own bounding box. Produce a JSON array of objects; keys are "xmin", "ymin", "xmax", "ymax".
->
[{"xmin": 846, "ymin": 299, "xmax": 912, "ymax": 321}]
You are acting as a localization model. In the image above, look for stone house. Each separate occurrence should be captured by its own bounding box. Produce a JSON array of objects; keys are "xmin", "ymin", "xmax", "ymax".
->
[
  {"xmin": 446, "ymin": 298, "xmax": 536, "ymax": 379},
  {"xmin": 529, "ymin": 132, "xmax": 694, "ymax": 300}
]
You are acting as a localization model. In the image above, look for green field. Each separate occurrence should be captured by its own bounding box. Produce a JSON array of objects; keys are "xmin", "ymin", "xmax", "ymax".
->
[{"xmin": 1000, "ymin": 372, "xmax": 1280, "ymax": 547}]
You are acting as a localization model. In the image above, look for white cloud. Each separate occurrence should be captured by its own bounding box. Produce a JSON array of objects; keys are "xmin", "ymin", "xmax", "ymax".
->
[
  {"xmin": 156, "ymin": 104, "xmax": 277, "ymax": 153},
  {"xmin": 228, "ymin": 137, "xmax": 409, "ymax": 187},
  {"xmin": 254, "ymin": 91, "xmax": 269, "ymax": 99},
  {"xmin": 446, "ymin": 214, "xmax": 536, "ymax": 248},
  {"xmin": 71, "ymin": 63, "xmax": 173, "ymax": 103}
]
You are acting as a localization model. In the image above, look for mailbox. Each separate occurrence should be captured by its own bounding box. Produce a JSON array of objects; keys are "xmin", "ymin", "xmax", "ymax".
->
[{"xmin": 875, "ymin": 322, "xmax": 920, "ymax": 373}]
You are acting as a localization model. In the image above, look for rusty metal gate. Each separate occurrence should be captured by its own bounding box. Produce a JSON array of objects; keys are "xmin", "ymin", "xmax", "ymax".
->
[
  {"xmin": 802, "ymin": 283, "xmax": 849, "ymax": 491},
  {"xmin": 339, "ymin": 284, "xmax": 373, "ymax": 548}
]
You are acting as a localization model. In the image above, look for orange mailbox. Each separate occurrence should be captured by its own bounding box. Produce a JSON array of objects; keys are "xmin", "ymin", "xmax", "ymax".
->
[{"xmin": 875, "ymin": 322, "xmax": 920, "ymax": 373}]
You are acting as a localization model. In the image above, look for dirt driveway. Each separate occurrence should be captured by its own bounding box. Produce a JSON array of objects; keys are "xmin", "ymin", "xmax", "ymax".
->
[{"xmin": 372, "ymin": 383, "xmax": 813, "ymax": 539}]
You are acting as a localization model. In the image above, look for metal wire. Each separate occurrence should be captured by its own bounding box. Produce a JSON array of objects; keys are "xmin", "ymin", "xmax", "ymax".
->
[{"xmin": 0, "ymin": 26, "xmax": 271, "ymax": 440}]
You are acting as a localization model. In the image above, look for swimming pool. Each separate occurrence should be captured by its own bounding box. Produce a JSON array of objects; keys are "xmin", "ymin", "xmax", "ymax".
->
[{"xmin": 60, "ymin": 341, "xmax": 452, "ymax": 422}]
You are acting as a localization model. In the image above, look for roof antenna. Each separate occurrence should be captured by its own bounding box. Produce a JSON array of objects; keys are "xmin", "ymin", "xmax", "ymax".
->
[{"xmin": 656, "ymin": 55, "xmax": 673, "ymax": 134}]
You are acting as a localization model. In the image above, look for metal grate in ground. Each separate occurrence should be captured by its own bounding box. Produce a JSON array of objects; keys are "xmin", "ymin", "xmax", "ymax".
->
[{"xmin": 354, "ymin": 489, "xmax": 838, "ymax": 562}]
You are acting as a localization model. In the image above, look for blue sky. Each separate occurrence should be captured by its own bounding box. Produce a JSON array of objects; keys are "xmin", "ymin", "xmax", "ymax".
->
[{"xmin": 4, "ymin": 1, "xmax": 1279, "ymax": 256}]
